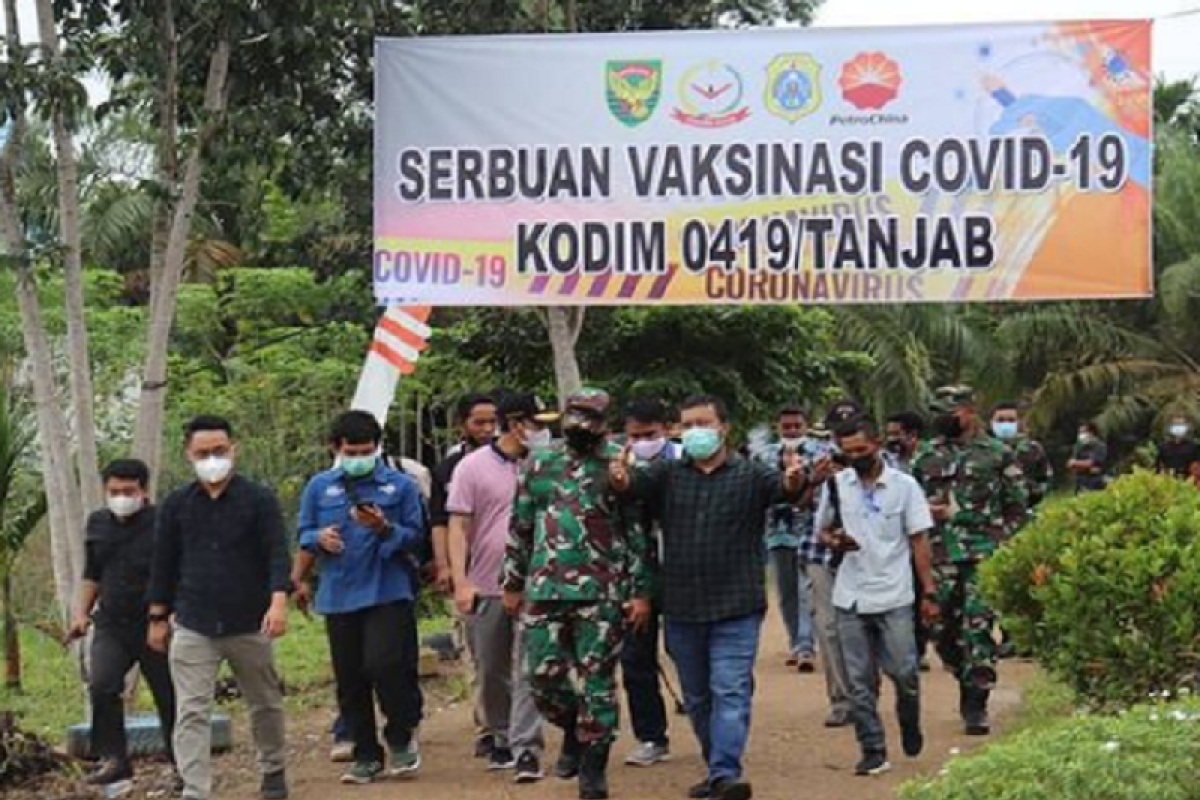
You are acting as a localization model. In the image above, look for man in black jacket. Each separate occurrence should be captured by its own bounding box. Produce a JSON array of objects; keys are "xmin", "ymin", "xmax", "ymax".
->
[
  {"xmin": 147, "ymin": 416, "xmax": 292, "ymax": 800},
  {"xmin": 68, "ymin": 459, "xmax": 176, "ymax": 787}
]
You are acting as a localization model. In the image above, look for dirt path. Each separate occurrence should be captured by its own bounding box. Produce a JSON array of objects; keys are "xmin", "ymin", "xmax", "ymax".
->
[{"xmin": 213, "ymin": 612, "xmax": 1033, "ymax": 800}]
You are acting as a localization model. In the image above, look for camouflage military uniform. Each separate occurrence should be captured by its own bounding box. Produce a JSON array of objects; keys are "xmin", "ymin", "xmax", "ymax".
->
[
  {"xmin": 502, "ymin": 438, "xmax": 649, "ymax": 748},
  {"xmin": 1011, "ymin": 436, "xmax": 1053, "ymax": 508},
  {"xmin": 912, "ymin": 429, "xmax": 1027, "ymax": 690}
]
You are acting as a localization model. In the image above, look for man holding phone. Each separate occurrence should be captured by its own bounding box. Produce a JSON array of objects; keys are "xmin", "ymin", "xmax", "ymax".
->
[
  {"xmin": 448, "ymin": 393, "xmax": 557, "ymax": 781},
  {"xmin": 296, "ymin": 411, "xmax": 428, "ymax": 785}
]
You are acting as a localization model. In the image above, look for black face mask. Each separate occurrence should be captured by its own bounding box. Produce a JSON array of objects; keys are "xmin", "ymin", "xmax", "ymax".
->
[
  {"xmin": 850, "ymin": 453, "xmax": 878, "ymax": 476},
  {"xmin": 885, "ymin": 439, "xmax": 908, "ymax": 456},
  {"xmin": 564, "ymin": 427, "xmax": 604, "ymax": 452},
  {"xmin": 934, "ymin": 414, "xmax": 965, "ymax": 440}
]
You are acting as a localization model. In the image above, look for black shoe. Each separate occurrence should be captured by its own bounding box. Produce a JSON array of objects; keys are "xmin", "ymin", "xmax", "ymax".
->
[
  {"xmin": 854, "ymin": 752, "xmax": 891, "ymax": 776},
  {"xmin": 514, "ymin": 751, "xmax": 544, "ymax": 783},
  {"xmin": 85, "ymin": 760, "xmax": 133, "ymax": 786},
  {"xmin": 578, "ymin": 744, "xmax": 610, "ymax": 800},
  {"xmin": 711, "ymin": 778, "xmax": 753, "ymax": 800},
  {"xmin": 259, "ymin": 770, "xmax": 288, "ymax": 800},
  {"xmin": 687, "ymin": 780, "xmax": 712, "ymax": 799},
  {"xmin": 960, "ymin": 687, "xmax": 992, "ymax": 736},
  {"xmin": 475, "ymin": 733, "xmax": 496, "ymax": 759},
  {"xmin": 901, "ymin": 724, "xmax": 924, "ymax": 757},
  {"xmin": 555, "ymin": 722, "xmax": 584, "ymax": 779},
  {"xmin": 489, "ymin": 746, "xmax": 517, "ymax": 771}
]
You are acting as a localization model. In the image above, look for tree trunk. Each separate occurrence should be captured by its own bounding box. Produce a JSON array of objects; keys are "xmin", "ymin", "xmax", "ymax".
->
[
  {"xmin": 0, "ymin": 1, "xmax": 83, "ymax": 618},
  {"xmin": 147, "ymin": 0, "xmax": 179, "ymax": 315},
  {"xmin": 2, "ymin": 571, "xmax": 20, "ymax": 691},
  {"xmin": 132, "ymin": 28, "xmax": 232, "ymax": 481},
  {"xmin": 543, "ymin": 307, "xmax": 585, "ymax": 402},
  {"xmin": 34, "ymin": 0, "xmax": 102, "ymax": 516}
]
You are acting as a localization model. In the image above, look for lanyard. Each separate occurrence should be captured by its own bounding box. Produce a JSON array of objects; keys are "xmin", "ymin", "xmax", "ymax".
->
[{"xmin": 859, "ymin": 481, "xmax": 882, "ymax": 516}]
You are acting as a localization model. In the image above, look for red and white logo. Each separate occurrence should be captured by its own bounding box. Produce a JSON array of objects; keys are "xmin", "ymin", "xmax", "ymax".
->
[{"xmin": 838, "ymin": 52, "xmax": 903, "ymax": 110}]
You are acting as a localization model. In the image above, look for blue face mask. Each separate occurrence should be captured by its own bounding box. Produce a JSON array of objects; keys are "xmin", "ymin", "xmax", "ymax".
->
[
  {"xmin": 682, "ymin": 427, "xmax": 723, "ymax": 460},
  {"xmin": 341, "ymin": 454, "xmax": 378, "ymax": 478},
  {"xmin": 991, "ymin": 421, "xmax": 1019, "ymax": 440}
]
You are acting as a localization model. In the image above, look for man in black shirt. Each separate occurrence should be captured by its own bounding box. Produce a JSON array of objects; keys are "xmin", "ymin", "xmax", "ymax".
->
[
  {"xmin": 67, "ymin": 459, "xmax": 176, "ymax": 788},
  {"xmin": 148, "ymin": 416, "xmax": 292, "ymax": 800},
  {"xmin": 1155, "ymin": 416, "xmax": 1200, "ymax": 478},
  {"xmin": 611, "ymin": 395, "xmax": 803, "ymax": 800}
]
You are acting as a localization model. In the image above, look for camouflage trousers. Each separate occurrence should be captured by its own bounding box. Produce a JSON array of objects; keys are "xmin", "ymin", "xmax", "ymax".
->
[
  {"xmin": 523, "ymin": 600, "xmax": 625, "ymax": 746},
  {"xmin": 930, "ymin": 562, "xmax": 998, "ymax": 690}
]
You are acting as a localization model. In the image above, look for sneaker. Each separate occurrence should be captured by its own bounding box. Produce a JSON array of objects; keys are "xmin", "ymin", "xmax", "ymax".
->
[
  {"xmin": 388, "ymin": 738, "xmax": 421, "ymax": 778},
  {"xmin": 330, "ymin": 741, "xmax": 355, "ymax": 763},
  {"xmin": 824, "ymin": 709, "xmax": 852, "ymax": 728},
  {"xmin": 259, "ymin": 770, "xmax": 289, "ymax": 800},
  {"xmin": 686, "ymin": 780, "xmax": 712, "ymax": 799},
  {"xmin": 625, "ymin": 741, "xmax": 671, "ymax": 767},
  {"xmin": 711, "ymin": 778, "xmax": 753, "ymax": 800},
  {"xmin": 796, "ymin": 653, "xmax": 816, "ymax": 674},
  {"xmin": 784, "ymin": 653, "xmax": 799, "ymax": 667},
  {"xmin": 86, "ymin": 760, "xmax": 133, "ymax": 786},
  {"xmin": 489, "ymin": 746, "xmax": 517, "ymax": 771},
  {"xmin": 474, "ymin": 733, "xmax": 496, "ymax": 759},
  {"xmin": 918, "ymin": 655, "xmax": 931, "ymax": 672},
  {"xmin": 901, "ymin": 724, "xmax": 924, "ymax": 758},
  {"xmin": 514, "ymin": 751, "xmax": 544, "ymax": 783},
  {"xmin": 340, "ymin": 761, "xmax": 383, "ymax": 785},
  {"xmin": 854, "ymin": 753, "xmax": 891, "ymax": 776}
]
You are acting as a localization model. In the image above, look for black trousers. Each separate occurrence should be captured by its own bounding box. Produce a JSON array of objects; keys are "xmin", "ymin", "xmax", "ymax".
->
[
  {"xmin": 326, "ymin": 600, "xmax": 424, "ymax": 763},
  {"xmin": 621, "ymin": 607, "xmax": 669, "ymax": 746},
  {"xmin": 89, "ymin": 619, "xmax": 177, "ymax": 764}
]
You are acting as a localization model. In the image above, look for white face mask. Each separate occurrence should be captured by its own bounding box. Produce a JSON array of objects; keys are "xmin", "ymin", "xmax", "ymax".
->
[
  {"xmin": 630, "ymin": 437, "xmax": 667, "ymax": 461},
  {"xmin": 194, "ymin": 456, "xmax": 233, "ymax": 485},
  {"xmin": 523, "ymin": 428, "xmax": 552, "ymax": 451},
  {"xmin": 106, "ymin": 495, "xmax": 142, "ymax": 518},
  {"xmin": 1169, "ymin": 423, "xmax": 1190, "ymax": 439}
]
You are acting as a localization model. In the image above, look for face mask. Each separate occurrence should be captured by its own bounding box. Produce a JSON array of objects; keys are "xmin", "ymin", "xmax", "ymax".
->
[
  {"xmin": 523, "ymin": 428, "xmax": 552, "ymax": 451},
  {"xmin": 885, "ymin": 439, "xmax": 907, "ymax": 456},
  {"xmin": 106, "ymin": 495, "xmax": 142, "ymax": 518},
  {"xmin": 341, "ymin": 453, "xmax": 378, "ymax": 478},
  {"xmin": 780, "ymin": 437, "xmax": 805, "ymax": 450},
  {"xmin": 991, "ymin": 421, "xmax": 1019, "ymax": 440},
  {"xmin": 934, "ymin": 414, "xmax": 964, "ymax": 440},
  {"xmin": 194, "ymin": 456, "xmax": 233, "ymax": 485},
  {"xmin": 850, "ymin": 453, "xmax": 878, "ymax": 476},
  {"xmin": 682, "ymin": 427, "xmax": 723, "ymax": 460},
  {"xmin": 1169, "ymin": 424, "xmax": 1190, "ymax": 439},
  {"xmin": 631, "ymin": 438, "xmax": 667, "ymax": 461},
  {"xmin": 1078, "ymin": 432, "xmax": 1092, "ymax": 444},
  {"xmin": 564, "ymin": 427, "xmax": 604, "ymax": 452}
]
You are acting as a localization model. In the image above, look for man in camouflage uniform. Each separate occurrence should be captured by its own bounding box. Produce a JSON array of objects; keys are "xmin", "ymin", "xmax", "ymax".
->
[
  {"xmin": 989, "ymin": 402, "xmax": 1053, "ymax": 508},
  {"xmin": 912, "ymin": 386, "xmax": 1028, "ymax": 735},
  {"xmin": 503, "ymin": 389, "xmax": 650, "ymax": 800}
]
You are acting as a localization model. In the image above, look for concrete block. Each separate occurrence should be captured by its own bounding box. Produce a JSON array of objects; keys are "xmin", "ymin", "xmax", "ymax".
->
[{"xmin": 67, "ymin": 713, "xmax": 232, "ymax": 759}]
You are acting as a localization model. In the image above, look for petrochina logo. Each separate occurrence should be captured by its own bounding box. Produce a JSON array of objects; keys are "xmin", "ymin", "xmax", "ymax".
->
[{"xmin": 839, "ymin": 52, "xmax": 902, "ymax": 110}]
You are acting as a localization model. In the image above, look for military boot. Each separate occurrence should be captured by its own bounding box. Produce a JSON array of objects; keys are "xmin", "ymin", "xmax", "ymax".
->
[
  {"xmin": 554, "ymin": 718, "xmax": 584, "ymax": 780},
  {"xmin": 578, "ymin": 743, "xmax": 610, "ymax": 800},
  {"xmin": 960, "ymin": 686, "xmax": 991, "ymax": 736}
]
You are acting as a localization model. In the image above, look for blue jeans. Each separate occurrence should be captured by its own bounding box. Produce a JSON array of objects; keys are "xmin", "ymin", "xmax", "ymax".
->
[
  {"xmin": 769, "ymin": 547, "xmax": 815, "ymax": 655},
  {"xmin": 836, "ymin": 605, "xmax": 920, "ymax": 756},
  {"xmin": 665, "ymin": 612, "xmax": 763, "ymax": 783}
]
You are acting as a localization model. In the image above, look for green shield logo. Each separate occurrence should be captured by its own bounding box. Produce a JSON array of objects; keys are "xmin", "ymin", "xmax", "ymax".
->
[{"xmin": 606, "ymin": 60, "xmax": 663, "ymax": 127}]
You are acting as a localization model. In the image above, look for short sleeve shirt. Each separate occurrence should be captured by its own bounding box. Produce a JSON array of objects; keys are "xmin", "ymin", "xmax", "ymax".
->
[
  {"xmin": 817, "ymin": 466, "xmax": 933, "ymax": 614},
  {"xmin": 446, "ymin": 444, "xmax": 521, "ymax": 596}
]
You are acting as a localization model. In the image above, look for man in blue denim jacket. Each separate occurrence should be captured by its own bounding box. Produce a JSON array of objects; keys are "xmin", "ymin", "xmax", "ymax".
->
[{"xmin": 297, "ymin": 411, "xmax": 427, "ymax": 785}]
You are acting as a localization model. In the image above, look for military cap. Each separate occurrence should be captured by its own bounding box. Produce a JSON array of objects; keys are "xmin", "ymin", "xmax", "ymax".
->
[
  {"xmin": 565, "ymin": 387, "xmax": 611, "ymax": 418},
  {"xmin": 929, "ymin": 385, "xmax": 976, "ymax": 413}
]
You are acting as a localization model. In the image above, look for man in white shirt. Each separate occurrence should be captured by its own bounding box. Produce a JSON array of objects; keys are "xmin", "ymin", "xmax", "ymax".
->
[{"xmin": 816, "ymin": 417, "xmax": 937, "ymax": 779}]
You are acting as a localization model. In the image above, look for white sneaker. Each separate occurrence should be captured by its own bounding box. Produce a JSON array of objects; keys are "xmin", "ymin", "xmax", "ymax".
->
[{"xmin": 624, "ymin": 741, "xmax": 671, "ymax": 767}]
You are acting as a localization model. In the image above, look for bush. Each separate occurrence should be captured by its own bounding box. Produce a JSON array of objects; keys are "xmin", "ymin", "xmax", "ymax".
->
[
  {"xmin": 981, "ymin": 471, "xmax": 1200, "ymax": 706},
  {"xmin": 899, "ymin": 698, "xmax": 1200, "ymax": 800}
]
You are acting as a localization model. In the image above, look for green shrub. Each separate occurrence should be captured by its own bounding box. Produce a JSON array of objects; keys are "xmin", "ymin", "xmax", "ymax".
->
[
  {"xmin": 982, "ymin": 471, "xmax": 1200, "ymax": 706},
  {"xmin": 900, "ymin": 698, "xmax": 1200, "ymax": 800}
]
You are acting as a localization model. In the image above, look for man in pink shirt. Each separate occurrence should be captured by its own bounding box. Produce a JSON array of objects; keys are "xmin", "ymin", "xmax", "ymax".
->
[{"xmin": 448, "ymin": 393, "xmax": 557, "ymax": 783}]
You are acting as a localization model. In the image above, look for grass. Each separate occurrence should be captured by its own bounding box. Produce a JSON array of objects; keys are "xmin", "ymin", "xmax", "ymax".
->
[{"xmin": 1, "ymin": 611, "xmax": 453, "ymax": 742}]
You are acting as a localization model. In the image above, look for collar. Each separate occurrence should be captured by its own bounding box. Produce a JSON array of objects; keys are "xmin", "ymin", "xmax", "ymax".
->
[
  {"xmin": 686, "ymin": 449, "xmax": 739, "ymax": 473},
  {"xmin": 490, "ymin": 439, "xmax": 521, "ymax": 464},
  {"xmin": 842, "ymin": 464, "xmax": 893, "ymax": 487}
]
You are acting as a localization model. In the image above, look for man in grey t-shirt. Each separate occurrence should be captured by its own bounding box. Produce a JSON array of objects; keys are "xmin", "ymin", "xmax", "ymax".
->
[{"xmin": 817, "ymin": 417, "xmax": 937, "ymax": 779}]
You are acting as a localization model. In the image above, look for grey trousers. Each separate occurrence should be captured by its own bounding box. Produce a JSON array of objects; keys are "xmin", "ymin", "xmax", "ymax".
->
[
  {"xmin": 465, "ymin": 598, "xmax": 544, "ymax": 756},
  {"xmin": 836, "ymin": 605, "xmax": 920, "ymax": 755},
  {"xmin": 170, "ymin": 627, "xmax": 286, "ymax": 800},
  {"xmin": 769, "ymin": 547, "xmax": 815, "ymax": 655},
  {"xmin": 803, "ymin": 564, "xmax": 852, "ymax": 717}
]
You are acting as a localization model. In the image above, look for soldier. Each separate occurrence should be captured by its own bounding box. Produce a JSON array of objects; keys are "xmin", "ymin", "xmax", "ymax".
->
[
  {"xmin": 1067, "ymin": 422, "xmax": 1109, "ymax": 493},
  {"xmin": 502, "ymin": 389, "xmax": 650, "ymax": 800},
  {"xmin": 911, "ymin": 386, "xmax": 1027, "ymax": 736},
  {"xmin": 989, "ymin": 402, "xmax": 1053, "ymax": 508}
]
